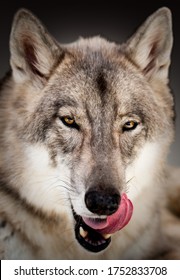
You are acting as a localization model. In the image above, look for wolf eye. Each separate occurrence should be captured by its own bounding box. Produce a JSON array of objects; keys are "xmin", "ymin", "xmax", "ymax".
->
[
  {"xmin": 123, "ymin": 121, "xmax": 138, "ymax": 132},
  {"xmin": 63, "ymin": 116, "xmax": 74, "ymax": 125},
  {"xmin": 60, "ymin": 116, "xmax": 79, "ymax": 130}
]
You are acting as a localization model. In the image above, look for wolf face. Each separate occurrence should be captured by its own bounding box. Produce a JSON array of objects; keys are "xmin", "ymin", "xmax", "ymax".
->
[{"xmin": 0, "ymin": 7, "xmax": 175, "ymax": 256}]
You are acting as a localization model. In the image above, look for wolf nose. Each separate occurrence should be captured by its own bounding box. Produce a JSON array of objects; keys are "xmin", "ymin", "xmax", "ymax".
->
[{"xmin": 85, "ymin": 188, "xmax": 121, "ymax": 216}]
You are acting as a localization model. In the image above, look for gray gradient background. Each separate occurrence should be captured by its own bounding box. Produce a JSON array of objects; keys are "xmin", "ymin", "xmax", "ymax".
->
[{"xmin": 0, "ymin": 0, "xmax": 179, "ymax": 166}]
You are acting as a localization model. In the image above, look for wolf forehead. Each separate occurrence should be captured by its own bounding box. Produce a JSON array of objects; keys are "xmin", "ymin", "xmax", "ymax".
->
[{"xmin": 43, "ymin": 38, "xmax": 150, "ymax": 110}]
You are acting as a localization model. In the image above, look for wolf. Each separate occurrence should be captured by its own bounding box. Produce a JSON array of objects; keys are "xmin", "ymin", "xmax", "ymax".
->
[{"xmin": 0, "ymin": 7, "xmax": 180, "ymax": 259}]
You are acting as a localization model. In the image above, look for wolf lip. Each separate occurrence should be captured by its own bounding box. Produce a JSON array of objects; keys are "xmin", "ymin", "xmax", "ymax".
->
[
  {"xmin": 72, "ymin": 193, "xmax": 133, "ymax": 253},
  {"xmin": 74, "ymin": 214, "xmax": 111, "ymax": 253}
]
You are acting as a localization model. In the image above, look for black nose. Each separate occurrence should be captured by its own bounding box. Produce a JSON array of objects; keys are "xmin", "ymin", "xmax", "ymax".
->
[{"xmin": 85, "ymin": 188, "xmax": 121, "ymax": 216}]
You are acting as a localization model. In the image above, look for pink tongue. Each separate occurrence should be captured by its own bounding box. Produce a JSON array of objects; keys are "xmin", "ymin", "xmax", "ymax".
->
[{"xmin": 82, "ymin": 193, "xmax": 133, "ymax": 234}]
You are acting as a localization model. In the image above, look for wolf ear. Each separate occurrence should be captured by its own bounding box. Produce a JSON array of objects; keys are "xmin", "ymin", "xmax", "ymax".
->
[
  {"xmin": 10, "ymin": 9, "xmax": 62, "ymax": 85},
  {"xmin": 125, "ymin": 7, "xmax": 173, "ymax": 82}
]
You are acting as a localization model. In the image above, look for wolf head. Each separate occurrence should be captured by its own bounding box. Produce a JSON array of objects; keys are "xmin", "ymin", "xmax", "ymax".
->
[{"xmin": 0, "ymin": 7, "xmax": 174, "ymax": 253}]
